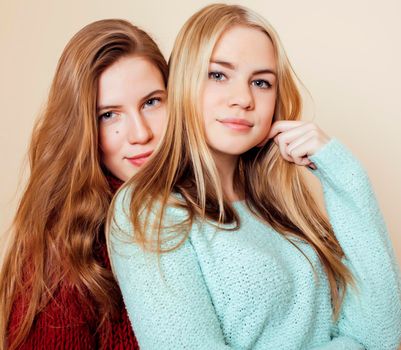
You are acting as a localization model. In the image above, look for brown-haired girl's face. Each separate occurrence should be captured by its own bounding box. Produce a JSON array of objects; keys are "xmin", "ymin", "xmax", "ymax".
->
[
  {"xmin": 202, "ymin": 25, "xmax": 277, "ymax": 158},
  {"xmin": 97, "ymin": 55, "xmax": 167, "ymax": 181}
]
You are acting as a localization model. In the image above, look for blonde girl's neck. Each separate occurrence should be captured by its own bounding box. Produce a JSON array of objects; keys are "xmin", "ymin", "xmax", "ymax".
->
[{"xmin": 209, "ymin": 150, "xmax": 241, "ymax": 202}]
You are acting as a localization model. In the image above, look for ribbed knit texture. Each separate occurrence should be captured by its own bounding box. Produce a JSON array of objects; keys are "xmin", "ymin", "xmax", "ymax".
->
[
  {"xmin": 7, "ymin": 176, "xmax": 140, "ymax": 349},
  {"xmin": 109, "ymin": 139, "xmax": 401, "ymax": 350}
]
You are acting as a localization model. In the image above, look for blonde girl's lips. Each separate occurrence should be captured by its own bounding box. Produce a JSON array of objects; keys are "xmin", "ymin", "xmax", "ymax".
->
[{"xmin": 218, "ymin": 118, "xmax": 253, "ymax": 131}]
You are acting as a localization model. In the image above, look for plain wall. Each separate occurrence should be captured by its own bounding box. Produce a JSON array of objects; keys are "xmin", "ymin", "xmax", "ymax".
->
[{"xmin": 1, "ymin": 0, "xmax": 400, "ymax": 268}]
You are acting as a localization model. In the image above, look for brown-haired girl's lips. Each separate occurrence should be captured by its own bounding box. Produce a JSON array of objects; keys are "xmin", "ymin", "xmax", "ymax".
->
[{"xmin": 126, "ymin": 150, "xmax": 153, "ymax": 166}]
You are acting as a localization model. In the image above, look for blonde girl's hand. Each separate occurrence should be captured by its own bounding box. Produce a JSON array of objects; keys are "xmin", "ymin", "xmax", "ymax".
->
[{"xmin": 262, "ymin": 121, "xmax": 331, "ymax": 170}]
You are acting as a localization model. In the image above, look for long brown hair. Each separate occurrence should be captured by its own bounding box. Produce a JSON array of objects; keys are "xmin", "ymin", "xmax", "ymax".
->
[
  {"xmin": 111, "ymin": 4, "xmax": 353, "ymax": 320},
  {"xmin": 0, "ymin": 19, "xmax": 167, "ymax": 350}
]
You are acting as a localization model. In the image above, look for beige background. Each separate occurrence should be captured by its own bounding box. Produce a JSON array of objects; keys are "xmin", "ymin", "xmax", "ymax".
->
[{"xmin": 1, "ymin": 0, "xmax": 400, "ymax": 268}]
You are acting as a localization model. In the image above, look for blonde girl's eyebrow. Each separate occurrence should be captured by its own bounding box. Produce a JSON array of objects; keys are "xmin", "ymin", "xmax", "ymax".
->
[
  {"xmin": 210, "ymin": 60, "xmax": 276, "ymax": 76},
  {"xmin": 253, "ymin": 68, "xmax": 276, "ymax": 76},
  {"xmin": 210, "ymin": 60, "xmax": 236, "ymax": 70}
]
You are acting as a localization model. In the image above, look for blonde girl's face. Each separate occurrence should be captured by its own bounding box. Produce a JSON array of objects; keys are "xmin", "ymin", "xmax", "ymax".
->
[
  {"xmin": 201, "ymin": 25, "xmax": 277, "ymax": 158},
  {"xmin": 97, "ymin": 55, "xmax": 167, "ymax": 181}
]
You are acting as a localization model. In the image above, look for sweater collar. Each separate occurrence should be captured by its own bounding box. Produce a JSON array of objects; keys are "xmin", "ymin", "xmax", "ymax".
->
[{"xmin": 106, "ymin": 174, "xmax": 124, "ymax": 195}]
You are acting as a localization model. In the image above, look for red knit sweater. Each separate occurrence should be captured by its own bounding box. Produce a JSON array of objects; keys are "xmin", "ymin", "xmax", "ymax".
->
[{"xmin": 7, "ymin": 177, "xmax": 139, "ymax": 349}]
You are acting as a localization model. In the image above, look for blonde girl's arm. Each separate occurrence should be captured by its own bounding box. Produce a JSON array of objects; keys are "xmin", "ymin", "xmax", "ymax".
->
[
  {"xmin": 270, "ymin": 122, "xmax": 401, "ymax": 349},
  {"xmin": 309, "ymin": 138, "xmax": 401, "ymax": 350}
]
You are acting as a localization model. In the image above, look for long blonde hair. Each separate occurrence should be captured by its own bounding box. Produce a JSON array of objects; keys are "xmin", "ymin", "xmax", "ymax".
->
[
  {"xmin": 0, "ymin": 19, "xmax": 167, "ymax": 350},
  {"xmin": 115, "ymin": 4, "xmax": 353, "ymax": 319}
]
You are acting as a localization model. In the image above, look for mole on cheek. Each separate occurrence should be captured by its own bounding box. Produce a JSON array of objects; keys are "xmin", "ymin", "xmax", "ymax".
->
[{"xmin": 116, "ymin": 130, "xmax": 119, "ymax": 134}]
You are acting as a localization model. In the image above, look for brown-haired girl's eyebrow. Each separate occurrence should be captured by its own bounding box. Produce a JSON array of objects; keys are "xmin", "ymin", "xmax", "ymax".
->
[
  {"xmin": 97, "ymin": 105, "xmax": 122, "ymax": 113},
  {"xmin": 97, "ymin": 90, "xmax": 166, "ymax": 113},
  {"xmin": 141, "ymin": 89, "xmax": 166, "ymax": 101}
]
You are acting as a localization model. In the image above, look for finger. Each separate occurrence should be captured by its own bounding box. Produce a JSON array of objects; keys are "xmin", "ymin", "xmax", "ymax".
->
[
  {"xmin": 277, "ymin": 135, "xmax": 294, "ymax": 162},
  {"xmin": 286, "ymin": 129, "xmax": 318, "ymax": 164},
  {"xmin": 286, "ymin": 137, "xmax": 318, "ymax": 167},
  {"xmin": 257, "ymin": 120, "xmax": 307, "ymax": 147},
  {"xmin": 308, "ymin": 162, "xmax": 317, "ymax": 170},
  {"xmin": 274, "ymin": 123, "xmax": 316, "ymax": 149},
  {"xmin": 274, "ymin": 124, "xmax": 316, "ymax": 162},
  {"xmin": 267, "ymin": 120, "xmax": 307, "ymax": 140}
]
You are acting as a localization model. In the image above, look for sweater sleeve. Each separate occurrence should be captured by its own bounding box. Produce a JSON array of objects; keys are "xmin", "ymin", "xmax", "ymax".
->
[
  {"xmin": 8, "ymin": 288, "xmax": 97, "ymax": 350},
  {"xmin": 312, "ymin": 336, "xmax": 365, "ymax": 349},
  {"xmin": 309, "ymin": 139, "xmax": 401, "ymax": 350},
  {"xmin": 108, "ymin": 189, "xmax": 232, "ymax": 350}
]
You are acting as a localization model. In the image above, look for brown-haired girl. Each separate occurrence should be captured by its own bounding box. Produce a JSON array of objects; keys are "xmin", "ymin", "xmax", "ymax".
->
[{"xmin": 0, "ymin": 19, "xmax": 168, "ymax": 349}]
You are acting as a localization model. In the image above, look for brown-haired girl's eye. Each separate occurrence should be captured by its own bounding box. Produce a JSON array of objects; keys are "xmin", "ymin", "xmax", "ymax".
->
[
  {"xmin": 98, "ymin": 111, "xmax": 117, "ymax": 122},
  {"xmin": 143, "ymin": 97, "xmax": 161, "ymax": 109}
]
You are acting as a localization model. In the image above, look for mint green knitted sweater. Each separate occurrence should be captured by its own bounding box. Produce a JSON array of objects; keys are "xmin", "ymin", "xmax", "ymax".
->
[{"xmin": 109, "ymin": 139, "xmax": 401, "ymax": 350}]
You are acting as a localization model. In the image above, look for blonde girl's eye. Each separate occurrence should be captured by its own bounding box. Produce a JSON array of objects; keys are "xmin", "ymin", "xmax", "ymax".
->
[
  {"xmin": 208, "ymin": 71, "xmax": 227, "ymax": 82},
  {"xmin": 251, "ymin": 79, "xmax": 272, "ymax": 89}
]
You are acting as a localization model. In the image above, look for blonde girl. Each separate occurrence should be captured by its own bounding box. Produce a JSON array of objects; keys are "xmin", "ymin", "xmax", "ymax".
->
[{"xmin": 108, "ymin": 4, "xmax": 401, "ymax": 350}]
